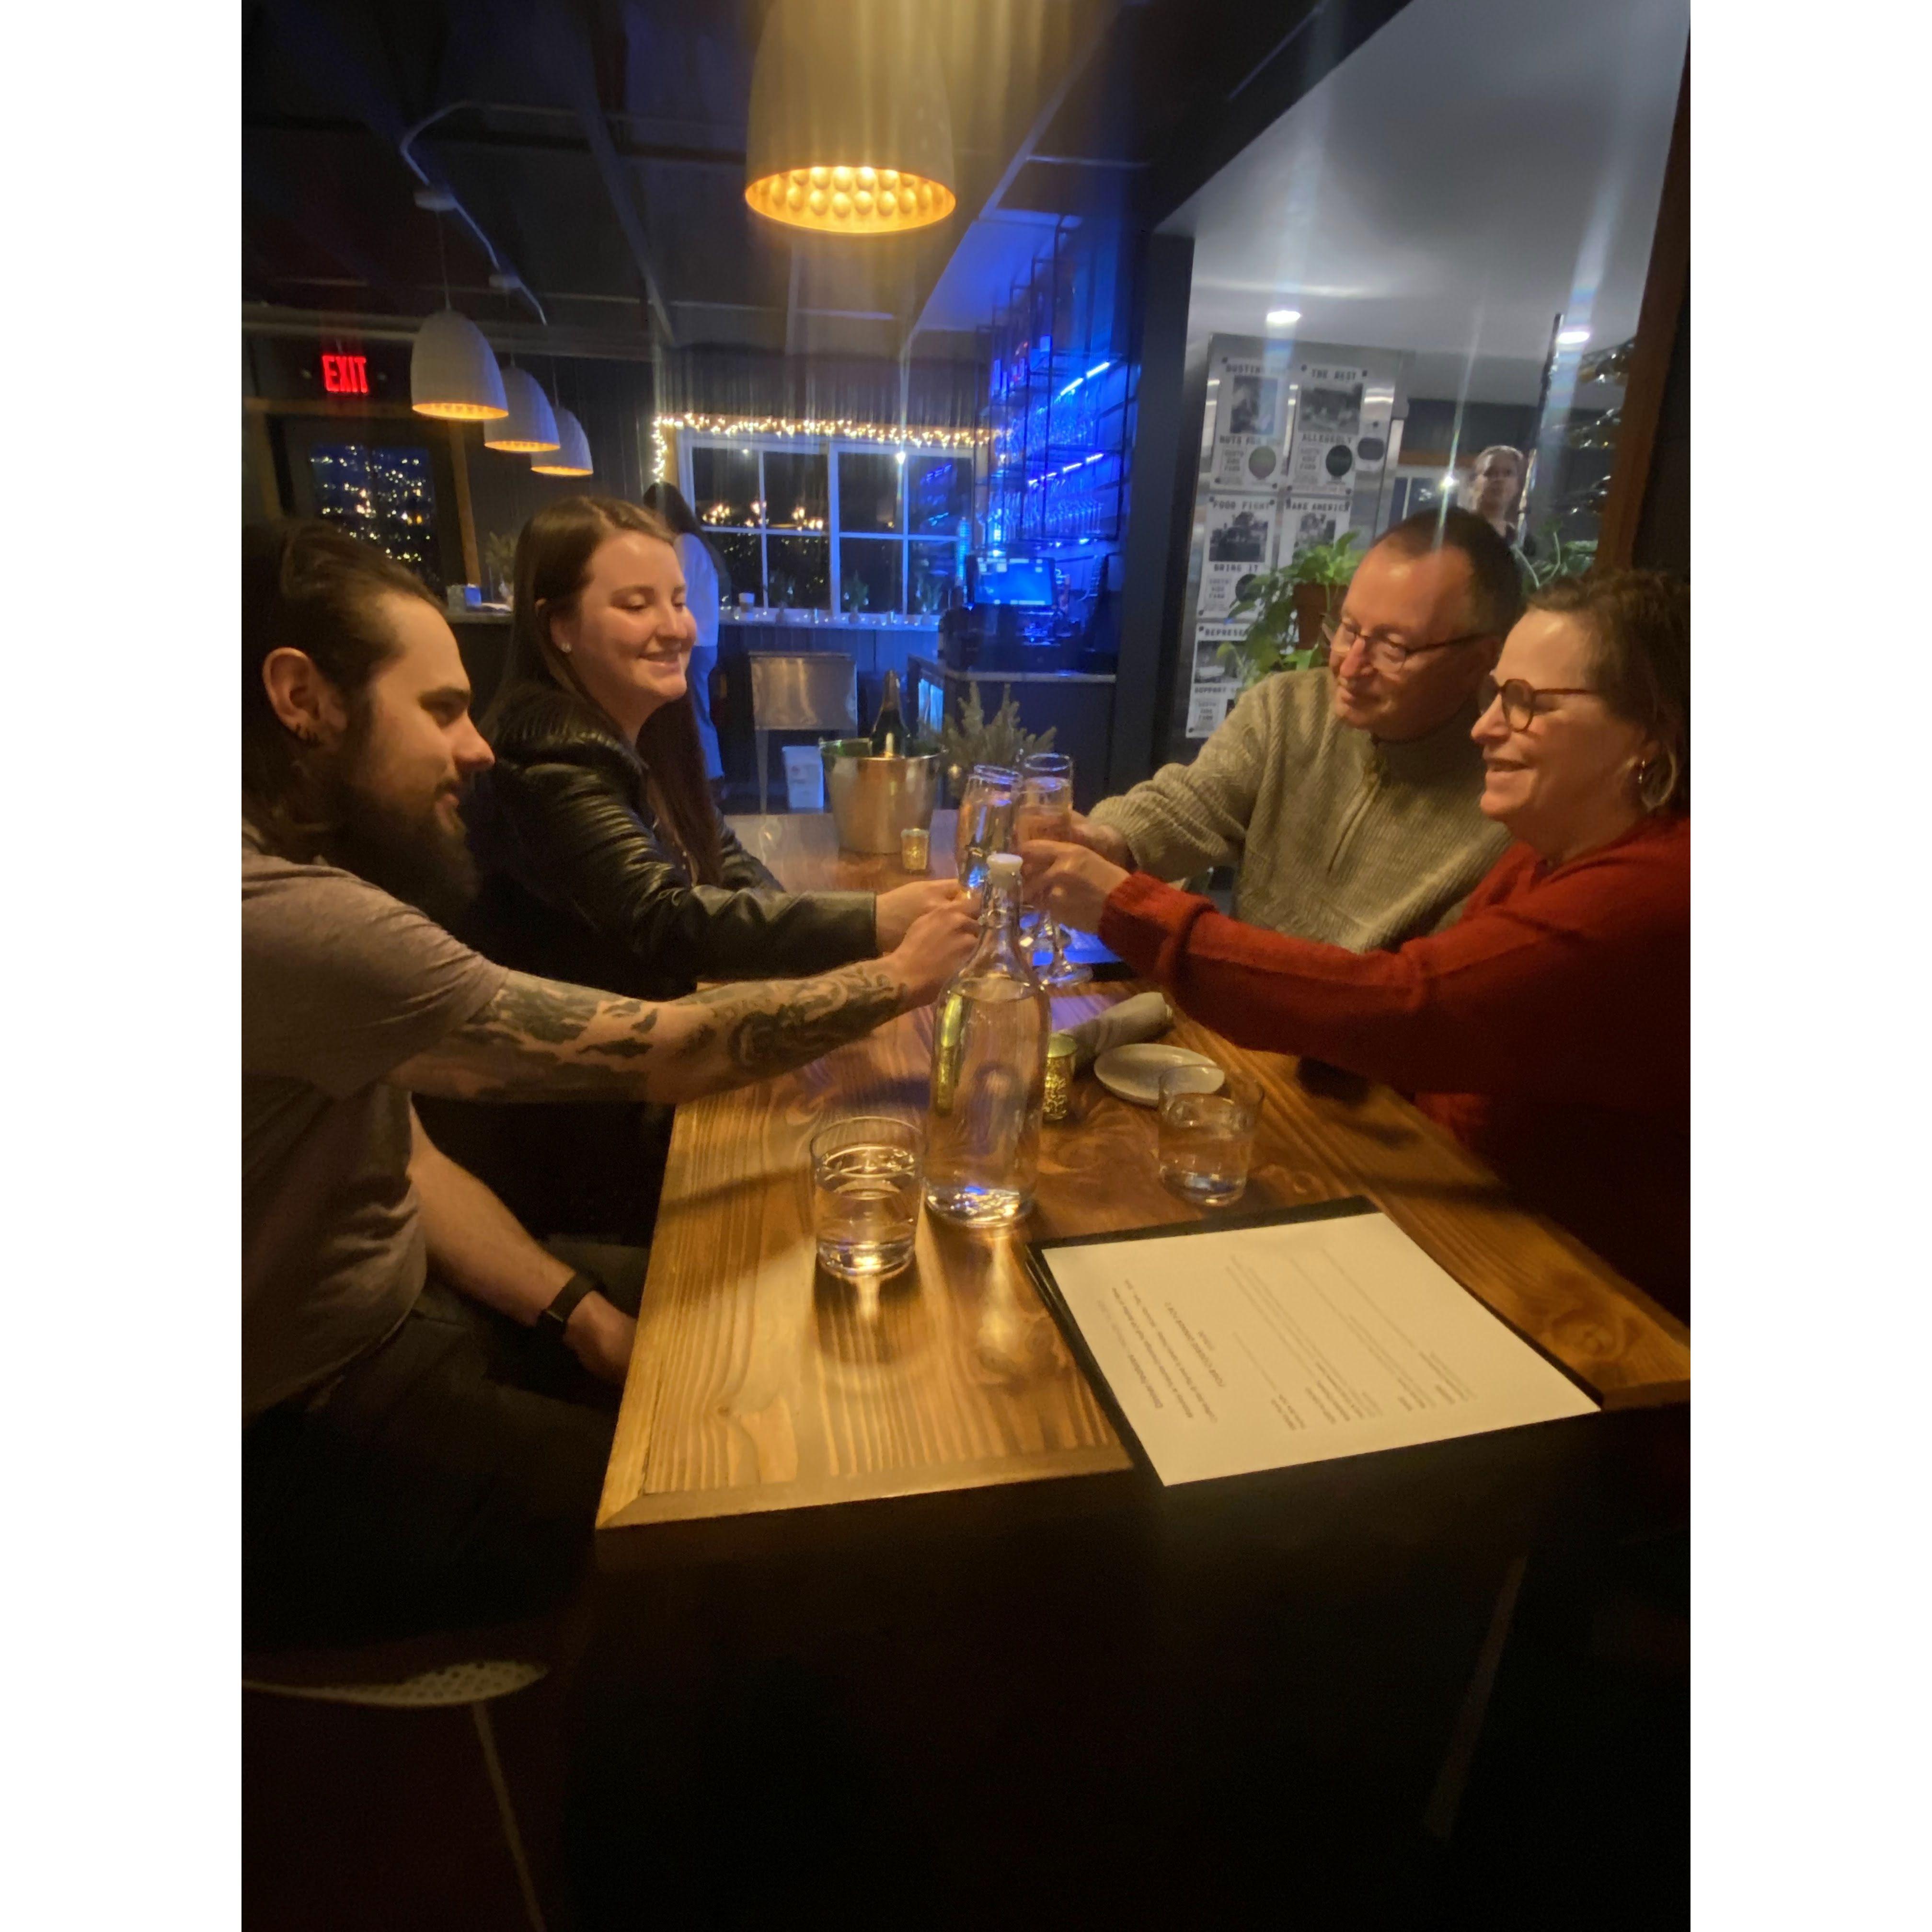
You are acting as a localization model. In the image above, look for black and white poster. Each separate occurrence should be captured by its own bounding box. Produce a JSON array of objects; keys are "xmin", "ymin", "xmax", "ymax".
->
[
  {"xmin": 1184, "ymin": 621, "xmax": 1252, "ymax": 739},
  {"xmin": 1287, "ymin": 362, "xmax": 1390, "ymax": 496},
  {"xmin": 1209, "ymin": 348, "xmax": 1290, "ymax": 488},
  {"xmin": 1284, "ymin": 490, "xmax": 1352, "ymax": 562},
  {"xmin": 1198, "ymin": 494, "xmax": 1275, "ymax": 620}
]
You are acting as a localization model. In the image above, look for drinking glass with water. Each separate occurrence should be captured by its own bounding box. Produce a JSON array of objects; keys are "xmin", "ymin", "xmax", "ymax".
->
[
  {"xmin": 810, "ymin": 1115, "xmax": 924, "ymax": 1280},
  {"xmin": 1157, "ymin": 1066, "xmax": 1261, "ymax": 1207}
]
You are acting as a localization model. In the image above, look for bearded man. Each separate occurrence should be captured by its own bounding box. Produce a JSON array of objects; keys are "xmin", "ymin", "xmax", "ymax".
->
[{"xmin": 242, "ymin": 522, "xmax": 974, "ymax": 1645}]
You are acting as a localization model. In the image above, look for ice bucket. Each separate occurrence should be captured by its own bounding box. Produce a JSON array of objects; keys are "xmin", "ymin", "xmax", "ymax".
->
[{"xmin": 821, "ymin": 739, "xmax": 940, "ymax": 854}]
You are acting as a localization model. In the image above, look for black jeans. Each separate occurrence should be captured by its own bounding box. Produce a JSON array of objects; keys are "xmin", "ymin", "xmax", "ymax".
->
[{"xmin": 243, "ymin": 1242, "xmax": 647, "ymax": 1650}]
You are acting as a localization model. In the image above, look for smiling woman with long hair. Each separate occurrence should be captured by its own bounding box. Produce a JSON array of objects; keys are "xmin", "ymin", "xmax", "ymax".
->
[
  {"xmin": 423, "ymin": 495, "xmax": 956, "ymax": 1241},
  {"xmin": 1024, "ymin": 568, "xmax": 1691, "ymax": 1318}
]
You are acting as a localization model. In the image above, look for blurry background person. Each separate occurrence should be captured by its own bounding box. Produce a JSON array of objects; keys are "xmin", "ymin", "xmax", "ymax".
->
[
  {"xmin": 643, "ymin": 479, "xmax": 724, "ymax": 787},
  {"xmin": 424, "ymin": 496, "xmax": 956, "ymax": 1241},
  {"xmin": 1465, "ymin": 444, "xmax": 1530, "ymax": 547},
  {"xmin": 1025, "ymin": 570, "xmax": 1690, "ymax": 1316}
]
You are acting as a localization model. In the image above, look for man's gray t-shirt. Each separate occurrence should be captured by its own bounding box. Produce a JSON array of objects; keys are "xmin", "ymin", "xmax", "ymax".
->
[{"xmin": 242, "ymin": 822, "xmax": 506, "ymax": 1421}]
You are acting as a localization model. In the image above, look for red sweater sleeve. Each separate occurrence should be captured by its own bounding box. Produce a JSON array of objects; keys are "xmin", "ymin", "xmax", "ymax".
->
[{"xmin": 1097, "ymin": 820, "xmax": 1688, "ymax": 1111}]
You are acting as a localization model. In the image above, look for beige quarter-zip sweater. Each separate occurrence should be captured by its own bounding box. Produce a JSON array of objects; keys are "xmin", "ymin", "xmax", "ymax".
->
[{"xmin": 1090, "ymin": 669, "xmax": 1512, "ymax": 951}]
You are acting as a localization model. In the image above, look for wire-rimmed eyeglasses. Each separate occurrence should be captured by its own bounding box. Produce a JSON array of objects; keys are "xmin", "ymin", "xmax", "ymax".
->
[{"xmin": 1323, "ymin": 612, "xmax": 1494, "ymax": 674}]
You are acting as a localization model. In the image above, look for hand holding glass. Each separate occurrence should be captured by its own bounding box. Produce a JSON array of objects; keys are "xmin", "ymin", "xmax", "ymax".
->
[
  {"xmin": 1017, "ymin": 756, "xmax": 1090, "ymax": 987},
  {"xmin": 954, "ymin": 764, "xmax": 1017, "ymax": 892}
]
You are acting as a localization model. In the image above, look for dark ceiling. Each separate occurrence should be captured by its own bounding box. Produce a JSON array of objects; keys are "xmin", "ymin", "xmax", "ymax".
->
[{"xmin": 242, "ymin": 0, "xmax": 1413, "ymax": 362}]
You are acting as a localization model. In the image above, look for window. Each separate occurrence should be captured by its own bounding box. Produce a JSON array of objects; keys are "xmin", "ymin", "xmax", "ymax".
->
[
  {"xmin": 837, "ymin": 451, "xmax": 903, "ymax": 534},
  {"xmin": 839, "ymin": 539, "xmax": 902, "ymax": 614},
  {"xmin": 908, "ymin": 455, "xmax": 972, "ymax": 536},
  {"xmin": 690, "ymin": 446, "xmax": 760, "ymax": 529},
  {"xmin": 309, "ymin": 444, "xmax": 438, "ymax": 583},
  {"xmin": 683, "ymin": 436, "xmax": 970, "ymax": 615}
]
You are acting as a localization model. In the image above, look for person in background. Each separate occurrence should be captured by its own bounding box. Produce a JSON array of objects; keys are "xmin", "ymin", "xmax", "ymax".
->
[
  {"xmin": 1070, "ymin": 508, "xmax": 1521, "ymax": 951},
  {"xmin": 642, "ymin": 479, "xmax": 724, "ymax": 787},
  {"xmin": 1024, "ymin": 569, "xmax": 1690, "ymax": 1317},
  {"xmin": 242, "ymin": 521, "xmax": 975, "ymax": 1645},
  {"xmin": 426, "ymin": 495, "xmax": 958, "ymax": 1241},
  {"xmin": 1467, "ymin": 444, "xmax": 1530, "ymax": 547}
]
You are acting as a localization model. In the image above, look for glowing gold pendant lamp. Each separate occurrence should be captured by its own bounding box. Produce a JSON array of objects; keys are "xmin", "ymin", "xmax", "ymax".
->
[
  {"xmin": 745, "ymin": 0, "xmax": 956, "ymax": 235},
  {"xmin": 530, "ymin": 407, "xmax": 594, "ymax": 476},
  {"xmin": 484, "ymin": 367, "xmax": 561, "ymax": 451}
]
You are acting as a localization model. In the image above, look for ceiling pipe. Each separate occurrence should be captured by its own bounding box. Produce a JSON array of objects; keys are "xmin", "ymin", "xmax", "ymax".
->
[
  {"xmin": 399, "ymin": 101, "xmax": 548, "ymax": 326},
  {"xmin": 256, "ymin": 4, "xmax": 547, "ymax": 325}
]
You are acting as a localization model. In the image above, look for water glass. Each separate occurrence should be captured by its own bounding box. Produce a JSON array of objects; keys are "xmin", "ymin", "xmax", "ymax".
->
[
  {"xmin": 954, "ymin": 764, "xmax": 1017, "ymax": 891},
  {"xmin": 810, "ymin": 1115, "xmax": 924, "ymax": 1280},
  {"xmin": 1157, "ymin": 1066, "xmax": 1261, "ymax": 1207}
]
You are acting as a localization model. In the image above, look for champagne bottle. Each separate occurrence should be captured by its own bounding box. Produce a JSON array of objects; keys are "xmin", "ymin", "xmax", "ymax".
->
[{"xmin": 870, "ymin": 669, "xmax": 907, "ymax": 757}]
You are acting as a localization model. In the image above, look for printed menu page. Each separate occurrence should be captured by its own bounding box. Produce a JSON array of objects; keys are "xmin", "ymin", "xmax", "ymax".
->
[{"xmin": 1036, "ymin": 1209, "xmax": 1596, "ymax": 1485}]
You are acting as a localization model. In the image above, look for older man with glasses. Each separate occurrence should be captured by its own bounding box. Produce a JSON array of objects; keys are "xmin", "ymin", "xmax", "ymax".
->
[{"xmin": 1073, "ymin": 506, "xmax": 1521, "ymax": 950}]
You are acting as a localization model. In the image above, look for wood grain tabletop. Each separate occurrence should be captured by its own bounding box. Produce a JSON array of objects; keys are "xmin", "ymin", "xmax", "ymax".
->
[{"xmin": 596, "ymin": 810, "xmax": 1690, "ymax": 1558}]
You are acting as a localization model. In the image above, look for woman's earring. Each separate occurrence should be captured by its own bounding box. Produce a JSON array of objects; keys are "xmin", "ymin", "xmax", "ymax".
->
[{"xmin": 1631, "ymin": 749, "xmax": 1677, "ymax": 814}]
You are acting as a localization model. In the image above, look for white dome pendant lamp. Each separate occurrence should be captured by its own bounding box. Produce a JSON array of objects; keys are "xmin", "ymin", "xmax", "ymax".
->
[
  {"xmin": 409, "ymin": 190, "xmax": 509, "ymax": 422},
  {"xmin": 485, "ymin": 367, "xmax": 561, "ymax": 451},
  {"xmin": 530, "ymin": 407, "xmax": 593, "ymax": 477},
  {"xmin": 745, "ymin": 0, "xmax": 956, "ymax": 235},
  {"xmin": 410, "ymin": 309, "xmax": 508, "ymax": 420}
]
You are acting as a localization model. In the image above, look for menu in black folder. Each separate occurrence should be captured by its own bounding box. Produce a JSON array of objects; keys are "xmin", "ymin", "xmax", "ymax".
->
[{"xmin": 1028, "ymin": 1201, "xmax": 1596, "ymax": 1486}]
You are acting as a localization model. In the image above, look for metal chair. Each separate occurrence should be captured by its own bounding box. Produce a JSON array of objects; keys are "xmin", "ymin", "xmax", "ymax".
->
[
  {"xmin": 748, "ymin": 651, "xmax": 857, "ymax": 814},
  {"xmin": 244, "ymin": 1644, "xmax": 552, "ymax": 1930}
]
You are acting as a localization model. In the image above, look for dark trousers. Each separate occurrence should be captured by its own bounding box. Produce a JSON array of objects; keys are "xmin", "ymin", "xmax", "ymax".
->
[{"xmin": 243, "ymin": 1242, "xmax": 647, "ymax": 1650}]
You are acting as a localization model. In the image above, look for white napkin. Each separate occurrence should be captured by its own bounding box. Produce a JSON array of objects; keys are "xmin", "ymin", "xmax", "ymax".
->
[{"xmin": 1060, "ymin": 990, "xmax": 1173, "ymax": 1072}]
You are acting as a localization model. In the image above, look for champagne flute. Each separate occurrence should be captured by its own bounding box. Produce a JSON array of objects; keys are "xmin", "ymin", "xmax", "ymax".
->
[
  {"xmin": 954, "ymin": 764, "xmax": 1017, "ymax": 894},
  {"xmin": 1017, "ymin": 757, "xmax": 1091, "ymax": 987}
]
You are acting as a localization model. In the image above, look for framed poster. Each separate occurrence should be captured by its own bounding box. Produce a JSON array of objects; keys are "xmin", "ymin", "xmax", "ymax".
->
[
  {"xmin": 1184, "ymin": 621, "xmax": 1251, "ymax": 738},
  {"xmin": 1283, "ymin": 490, "xmax": 1351, "ymax": 561},
  {"xmin": 1286, "ymin": 362, "xmax": 1393, "ymax": 501},
  {"xmin": 1198, "ymin": 494, "xmax": 1275, "ymax": 620},
  {"xmin": 1209, "ymin": 347, "xmax": 1290, "ymax": 489}
]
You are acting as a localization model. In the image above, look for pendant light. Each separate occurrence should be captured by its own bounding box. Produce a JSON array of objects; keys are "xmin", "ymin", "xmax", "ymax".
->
[
  {"xmin": 409, "ymin": 193, "xmax": 508, "ymax": 420},
  {"xmin": 745, "ymin": 0, "xmax": 956, "ymax": 235},
  {"xmin": 485, "ymin": 367, "xmax": 561, "ymax": 451},
  {"xmin": 530, "ymin": 407, "xmax": 593, "ymax": 476},
  {"xmin": 410, "ymin": 310, "xmax": 508, "ymax": 420}
]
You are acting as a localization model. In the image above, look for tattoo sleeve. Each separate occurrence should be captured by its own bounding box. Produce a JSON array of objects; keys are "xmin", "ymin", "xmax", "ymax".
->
[{"xmin": 391, "ymin": 965, "xmax": 908, "ymax": 1104}]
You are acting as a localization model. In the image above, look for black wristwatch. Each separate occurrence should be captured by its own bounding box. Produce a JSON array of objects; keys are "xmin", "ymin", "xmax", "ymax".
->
[{"xmin": 538, "ymin": 1270, "xmax": 602, "ymax": 1338}]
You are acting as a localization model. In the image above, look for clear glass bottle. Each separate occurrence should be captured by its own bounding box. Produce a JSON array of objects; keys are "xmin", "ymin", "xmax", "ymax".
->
[{"xmin": 925, "ymin": 852, "xmax": 1050, "ymax": 1226}]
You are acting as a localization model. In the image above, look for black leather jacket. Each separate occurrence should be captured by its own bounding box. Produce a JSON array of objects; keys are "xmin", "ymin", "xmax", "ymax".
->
[
  {"xmin": 462, "ymin": 680, "xmax": 879, "ymax": 1002},
  {"xmin": 421, "ymin": 681, "xmax": 881, "ymax": 1242}
]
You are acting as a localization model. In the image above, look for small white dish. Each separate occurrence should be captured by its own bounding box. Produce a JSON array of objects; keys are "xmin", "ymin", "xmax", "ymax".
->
[{"xmin": 1093, "ymin": 1044, "xmax": 1222, "ymax": 1107}]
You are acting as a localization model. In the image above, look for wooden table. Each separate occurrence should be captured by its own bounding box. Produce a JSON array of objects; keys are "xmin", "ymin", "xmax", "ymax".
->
[{"xmin": 597, "ymin": 811, "xmax": 1690, "ymax": 1563}]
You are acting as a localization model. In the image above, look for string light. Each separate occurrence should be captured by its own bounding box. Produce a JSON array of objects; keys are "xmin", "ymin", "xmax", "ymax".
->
[{"xmin": 655, "ymin": 412, "xmax": 984, "ymax": 451}]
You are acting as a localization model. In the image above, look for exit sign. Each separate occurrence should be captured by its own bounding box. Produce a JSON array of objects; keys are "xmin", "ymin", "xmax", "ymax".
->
[{"xmin": 321, "ymin": 353, "xmax": 369, "ymax": 395}]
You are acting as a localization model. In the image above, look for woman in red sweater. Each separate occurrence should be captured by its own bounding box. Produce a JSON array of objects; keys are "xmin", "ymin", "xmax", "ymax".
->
[{"xmin": 1023, "ymin": 570, "xmax": 1690, "ymax": 1319}]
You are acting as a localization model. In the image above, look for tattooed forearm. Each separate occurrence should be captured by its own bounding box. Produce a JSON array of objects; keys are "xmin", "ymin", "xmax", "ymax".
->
[
  {"xmin": 390, "ymin": 973, "xmax": 668, "ymax": 1101},
  {"xmin": 674, "ymin": 967, "xmax": 906, "ymax": 1092},
  {"xmin": 390, "ymin": 964, "xmax": 908, "ymax": 1105}
]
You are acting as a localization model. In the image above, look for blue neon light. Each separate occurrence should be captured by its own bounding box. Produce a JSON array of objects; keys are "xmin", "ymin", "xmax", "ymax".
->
[{"xmin": 1055, "ymin": 358, "xmax": 1113, "ymax": 402}]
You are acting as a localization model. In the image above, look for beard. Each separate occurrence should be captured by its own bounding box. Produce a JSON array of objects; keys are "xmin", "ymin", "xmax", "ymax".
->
[{"xmin": 313, "ymin": 723, "xmax": 480, "ymax": 930}]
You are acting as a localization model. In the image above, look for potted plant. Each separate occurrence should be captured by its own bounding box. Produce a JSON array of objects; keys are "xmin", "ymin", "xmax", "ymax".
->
[
  {"xmin": 937, "ymin": 682, "xmax": 1056, "ymax": 802},
  {"xmin": 1216, "ymin": 531, "xmax": 1362, "ymax": 690},
  {"xmin": 1518, "ymin": 526, "xmax": 1597, "ymax": 588}
]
